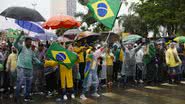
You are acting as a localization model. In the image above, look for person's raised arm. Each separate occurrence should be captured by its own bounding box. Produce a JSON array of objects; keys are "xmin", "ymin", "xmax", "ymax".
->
[
  {"xmin": 13, "ymin": 31, "xmax": 24, "ymax": 51},
  {"xmin": 93, "ymin": 47, "xmax": 105, "ymax": 59},
  {"xmin": 133, "ymin": 44, "xmax": 142, "ymax": 53}
]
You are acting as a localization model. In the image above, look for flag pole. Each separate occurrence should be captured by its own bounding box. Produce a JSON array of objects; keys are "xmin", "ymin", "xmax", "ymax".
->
[
  {"xmin": 105, "ymin": 31, "xmax": 111, "ymax": 42},
  {"xmin": 105, "ymin": 1, "xmax": 123, "ymax": 43}
]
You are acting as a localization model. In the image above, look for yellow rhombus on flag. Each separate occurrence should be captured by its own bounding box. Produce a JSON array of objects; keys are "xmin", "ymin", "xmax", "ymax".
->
[
  {"xmin": 46, "ymin": 42, "xmax": 78, "ymax": 69},
  {"xmin": 91, "ymin": 0, "xmax": 114, "ymax": 20},
  {"xmin": 51, "ymin": 51, "xmax": 71, "ymax": 64},
  {"xmin": 87, "ymin": 0, "xmax": 121, "ymax": 29}
]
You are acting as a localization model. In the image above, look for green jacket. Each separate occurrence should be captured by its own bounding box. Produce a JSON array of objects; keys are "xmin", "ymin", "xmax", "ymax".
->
[
  {"xmin": 14, "ymin": 35, "xmax": 41, "ymax": 70},
  {"xmin": 143, "ymin": 43, "xmax": 156, "ymax": 65}
]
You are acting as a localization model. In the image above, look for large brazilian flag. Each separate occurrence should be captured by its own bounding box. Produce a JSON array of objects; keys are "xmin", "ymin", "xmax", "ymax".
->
[
  {"xmin": 46, "ymin": 42, "xmax": 78, "ymax": 69},
  {"xmin": 87, "ymin": 0, "xmax": 121, "ymax": 29}
]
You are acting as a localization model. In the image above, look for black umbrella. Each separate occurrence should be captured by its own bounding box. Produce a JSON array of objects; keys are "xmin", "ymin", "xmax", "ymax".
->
[
  {"xmin": 0, "ymin": 7, "xmax": 45, "ymax": 22},
  {"xmin": 75, "ymin": 31, "xmax": 100, "ymax": 45},
  {"xmin": 100, "ymin": 32, "xmax": 120, "ymax": 43},
  {"xmin": 63, "ymin": 29, "xmax": 81, "ymax": 40}
]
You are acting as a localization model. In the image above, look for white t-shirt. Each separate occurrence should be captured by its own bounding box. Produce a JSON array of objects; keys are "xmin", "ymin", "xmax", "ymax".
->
[{"xmin": 135, "ymin": 49, "xmax": 144, "ymax": 63}]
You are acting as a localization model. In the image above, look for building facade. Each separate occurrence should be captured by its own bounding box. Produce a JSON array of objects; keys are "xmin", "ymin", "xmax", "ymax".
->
[
  {"xmin": 50, "ymin": 0, "xmax": 76, "ymax": 16},
  {"xmin": 66, "ymin": 0, "xmax": 76, "ymax": 16}
]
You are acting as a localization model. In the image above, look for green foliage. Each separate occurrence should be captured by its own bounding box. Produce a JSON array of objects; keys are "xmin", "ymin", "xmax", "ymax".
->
[
  {"xmin": 118, "ymin": 15, "xmax": 148, "ymax": 37},
  {"xmin": 78, "ymin": 0, "xmax": 89, "ymax": 5},
  {"xmin": 75, "ymin": 11, "xmax": 97, "ymax": 26},
  {"xmin": 135, "ymin": 0, "xmax": 185, "ymax": 36},
  {"xmin": 56, "ymin": 28, "xmax": 68, "ymax": 36},
  {"xmin": 76, "ymin": 0, "xmax": 111, "ymax": 32},
  {"xmin": 77, "ymin": 0, "xmax": 185, "ymax": 36},
  {"xmin": 93, "ymin": 22, "xmax": 110, "ymax": 33}
]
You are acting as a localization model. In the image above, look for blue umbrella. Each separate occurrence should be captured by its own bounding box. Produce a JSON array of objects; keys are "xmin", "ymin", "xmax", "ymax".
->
[
  {"xmin": 15, "ymin": 20, "xmax": 45, "ymax": 33},
  {"xmin": 34, "ymin": 32, "xmax": 58, "ymax": 41}
]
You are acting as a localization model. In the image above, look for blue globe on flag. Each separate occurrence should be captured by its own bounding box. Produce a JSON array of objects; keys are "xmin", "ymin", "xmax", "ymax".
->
[
  {"xmin": 97, "ymin": 3, "xmax": 107, "ymax": 17},
  {"xmin": 56, "ymin": 53, "xmax": 66, "ymax": 62}
]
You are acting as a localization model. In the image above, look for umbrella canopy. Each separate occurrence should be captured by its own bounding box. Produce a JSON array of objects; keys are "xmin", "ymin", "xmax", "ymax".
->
[
  {"xmin": 42, "ymin": 15, "xmax": 81, "ymax": 29},
  {"xmin": 155, "ymin": 38, "xmax": 165, "ymax": 44},
  {"xmin": 174, "ymin": 36, "xmax": 185, "ymax": 43},
  {"xmin": 63, "ymin": 29, "xmax": 81, "ymax": 39},
  {"xmin": 34, "ymin": 32, "xmax": 58, "ymax": 41},
  {"xmin": 76, "ymin": 31, "xmax": 100, "ymax": 40},
  {"xmin": 58, "ymin": 36, "xmax": 72, "ymax": 43},
  {"xmin": 15, "ymin": 20, "xmax": 45, "ymax": 33},
  {"xmin": 0, "ymin": 7, "xmax": 45, "ymax": 22},
  {"xmin": 122, "ymin": 34, "xmax": 142, "ymax": 43},
  {"xmin": 64, "ymin": 29, "xmax": 81, "ymax": 35},
  {"xmin": 100, "ymin": 32, "xmax": 120, "ymax": 43},
  {"xmin": 76, "ymin": 31, "xmax": 100, "ymax": 45}
]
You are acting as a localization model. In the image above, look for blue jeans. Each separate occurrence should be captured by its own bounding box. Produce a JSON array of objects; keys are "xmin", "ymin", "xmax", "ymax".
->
[
  {"xmin": 16, "ymin": 67, "xmax": 33, "ymax": 97},
  {"xmin": 177, "ymin": 65, "xmax": 183, "ymax": 81},
  {"xmin": 82, "ymin": 69, "xmax": 99, "ymax": 94},
  {"xmin": 168, "ymin": 65, "xmax": 181, "ymax": 81}
]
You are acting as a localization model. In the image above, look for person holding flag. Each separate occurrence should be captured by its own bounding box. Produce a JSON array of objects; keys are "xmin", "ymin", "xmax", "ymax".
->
[
  {"xmin": 79, "ymin": 0, "xmax": 121, "ymax": 100},
  {"xmin": 80, "ymin": 46, "xmax": 105, "ymax": 100},
  {"xmin": 45, "ymin": 42, "xmax": 78, "ymax": 100}
]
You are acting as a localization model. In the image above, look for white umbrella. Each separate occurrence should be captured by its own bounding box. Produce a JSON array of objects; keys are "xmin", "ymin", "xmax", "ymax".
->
[{"xmin": 58, "ymin": 36, "xmax": 72, "ymax": 42}]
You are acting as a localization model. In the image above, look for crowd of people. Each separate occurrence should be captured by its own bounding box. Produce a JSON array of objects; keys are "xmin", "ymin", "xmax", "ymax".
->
[{"xmin": 0, "ymin": 32, "xmax": 185, "ymax": 102}]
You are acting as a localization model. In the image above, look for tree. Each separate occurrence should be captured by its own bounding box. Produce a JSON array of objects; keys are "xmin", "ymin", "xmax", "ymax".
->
[
  {"xmin": 76, "ymin": 0, "xmax": 112, "ymax": 32},
  {"xmin": 75, "ymin": 11, "xmax": 97, "ymax": 27},
  {"xmin": 118, "ymin": 15, "xmax": 148, "ymax": 37},
  {"xmin": 135, "ymin": 0, "xmax": 185, "ymax": 36},
  {"xmin": 56, "ymin": 28, "xmax": 69, "ymax": 36},
  {"xmin": 93, "ymin": 22, "xmax": 110, "ymax": 33},
  {"xmin": 78, "ymin": 0, "xmax": 89, "ymax": 5},
  {"xmin": 76, "ymin": 0, "xmax": 140, "ymax": 33}
]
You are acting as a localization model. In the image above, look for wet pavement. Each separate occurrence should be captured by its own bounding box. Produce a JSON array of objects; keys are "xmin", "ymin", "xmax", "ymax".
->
[{"xmin": 1, "ymin": 82, "xmax": 185, "ymax": 104}]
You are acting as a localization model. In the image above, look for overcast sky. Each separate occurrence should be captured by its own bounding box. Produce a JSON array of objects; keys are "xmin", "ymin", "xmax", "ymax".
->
[
  {"xmin": 76, "ymin": 0, "xmax": 139, "ymax": 15},
  {"xmin": 0, "ymin": 0, "xmax": 51, "ymax": 29},
  {"xmin": 0, "ymin": 0, "xmax": 139, "ymax": 29},
  {"xmin": 0, "ymin": 0, "xmax": 50, "ymax": 18}
]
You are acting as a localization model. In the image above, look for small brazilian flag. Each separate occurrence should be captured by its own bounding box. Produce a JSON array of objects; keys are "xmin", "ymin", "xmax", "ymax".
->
[
  {"xmin": 46, "ymin": 42, "xmax": 78, "ymax": 69},
  {"xmin": 87, "ymin": 0, "xmax": 121, "ymax": 29},
  {"xmin": 143, "ymin": 43, "xmax": 156, "ymax": 65}
]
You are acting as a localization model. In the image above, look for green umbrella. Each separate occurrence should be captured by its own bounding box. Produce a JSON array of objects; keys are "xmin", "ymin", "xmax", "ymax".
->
[
  {"xmin": 122, "ymin": 34, "xmax": 142, "ymax": 43},
  {"xmin": 174, "ymin": 36, "xmax": 185, "ymax": 43},
  {"xmin": 6, "ymin": 28, "xmax": 21, "ymax": 38}
]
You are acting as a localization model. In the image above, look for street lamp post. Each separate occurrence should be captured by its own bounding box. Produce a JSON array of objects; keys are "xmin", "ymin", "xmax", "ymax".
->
[{"xmin": 32, "ymin": 3, "xmax": 37, "ymax": 10}]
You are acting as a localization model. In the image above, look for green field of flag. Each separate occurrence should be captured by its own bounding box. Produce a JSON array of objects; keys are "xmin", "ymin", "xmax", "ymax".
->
[
  {"xmin": 46, "ymin": 42, "xmax": 78, "ymax": 69},
  {"xmin": 87, "ymin": 0, "xmax": 121, "ymax": 29}
]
